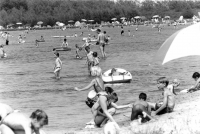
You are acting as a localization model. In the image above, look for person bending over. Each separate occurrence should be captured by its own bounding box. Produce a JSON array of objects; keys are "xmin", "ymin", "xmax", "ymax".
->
[{"xmin": 131, "ymin": 93, "xmax": 154, "ymax": 124}]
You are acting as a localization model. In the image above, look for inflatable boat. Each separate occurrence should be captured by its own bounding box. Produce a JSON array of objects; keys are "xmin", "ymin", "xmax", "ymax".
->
[
  {"xmin": 102, "ymin": 68, "xmax": 132, "ymax": 84},
  {"xmin": 53, "ymin": 47, "xmax": 71, "ymax": 51}
]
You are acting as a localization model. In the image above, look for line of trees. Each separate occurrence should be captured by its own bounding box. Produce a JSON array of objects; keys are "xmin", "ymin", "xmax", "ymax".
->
[{"xmin": 0, "ymin": 0, "xmax": 199, "ymax": 27}]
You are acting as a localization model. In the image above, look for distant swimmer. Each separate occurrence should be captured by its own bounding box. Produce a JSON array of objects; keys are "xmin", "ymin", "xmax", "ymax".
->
[
  {"xmin": 61, "ymin": 38, "xmax": 69, "ymax": 48},
  {"xmin": 35, "ymin": 36, "xmax": 45, "ymax": 47},
  {"xmin": 121, "ymin": 26, "xmax": 124, "ymax": 36},
  {"xmin": 0, "ymin": 45, "xmax": 6, "ymax": 58},
  {"xmin": 54, "ymin": 52, "xmax": 62, "ymax": 79},
  {"xmin": 18, "ymin": 35, "xmax": 25, "ymax": 43}
]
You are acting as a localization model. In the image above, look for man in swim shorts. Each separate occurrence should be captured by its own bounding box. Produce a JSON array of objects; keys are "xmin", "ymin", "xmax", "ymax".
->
[
  {"xmin": 54, "ymin": 52, "xmax": 62, "ymax": 79},
  {"xmin": 131, "ymin": 93, "xmax": 154, "ymax": 124},
  {"xmin": 0, "ymin": 108, "xmax": 48, "ymax": 134}
]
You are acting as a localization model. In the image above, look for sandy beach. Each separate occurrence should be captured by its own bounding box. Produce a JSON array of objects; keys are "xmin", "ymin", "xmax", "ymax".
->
[{"xmin": 60, "ymin": 90, "xmax": 200, "ymax": 134}]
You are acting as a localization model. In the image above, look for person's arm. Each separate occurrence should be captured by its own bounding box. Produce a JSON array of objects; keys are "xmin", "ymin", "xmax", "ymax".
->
[
  {"xmin": 111, "ymin": 102, "xmax": 132, "ymax": 109},
  {"xmin": 99, "ymin": 96, "xmax": 115, "ymax": 122},
  {"xmin": 22, "ymin": 122, "xmax": 32, "ymax": 134},
  {"xmin": 74, "ymin": 79, "xmax": 95, "ymax": 91},
  {"xmin": 154, "ymin": 91, "xmax": 168, "ymax": 115}
]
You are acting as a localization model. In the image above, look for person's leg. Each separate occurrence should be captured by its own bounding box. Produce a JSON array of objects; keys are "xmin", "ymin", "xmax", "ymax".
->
[
  {"xmin": 99, "ymin": 45, "xmax": 104, "ymax": 58},
  {"xmin": 0, "ymin": 124, "xmax": 15, "ymax": 134}
]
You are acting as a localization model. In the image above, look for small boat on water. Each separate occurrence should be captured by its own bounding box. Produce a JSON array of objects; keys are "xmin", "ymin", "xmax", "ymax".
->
[{"xmin": 102, "ymin": 68, "xmax": 132, "ymax": 84}]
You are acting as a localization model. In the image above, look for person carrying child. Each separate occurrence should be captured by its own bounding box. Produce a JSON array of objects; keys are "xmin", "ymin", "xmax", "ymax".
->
[{"xmin": 151, "ymin": 77, "xmax": 175, "ymax": 116}]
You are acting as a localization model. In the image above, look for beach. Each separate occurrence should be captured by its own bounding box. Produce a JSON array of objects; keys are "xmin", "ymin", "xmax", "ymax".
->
[
  {"xmin": 1, "ymin": 24, "xmax": 200, "ymax": 133},
  {"xmin": 63, "ymin": 91, "xmax": 200, "ymax": 134}
]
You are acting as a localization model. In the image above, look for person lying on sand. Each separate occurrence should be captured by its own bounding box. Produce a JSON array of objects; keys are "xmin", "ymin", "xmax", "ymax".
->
[
  {"xmin": 188, "ymin": 72, "xmax": 200, "ymax": 93},
  {"xmin": 151, "ymin": 77, "xmax": 175, "ymax": 116},
  {"xmin": 0, "ymin": 103, "xmax": 48, "ymax": 134},
  {"xmin": 131, "ymin": 93, "xmax": 154, "ymax": 124}
]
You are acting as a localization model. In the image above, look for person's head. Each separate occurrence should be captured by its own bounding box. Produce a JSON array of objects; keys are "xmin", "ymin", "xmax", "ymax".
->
[
  {"xmin": 91, "ymin": 66, "xmax": 102, "ymax": 77},
  {"xmin": 75, "ymin": 44, "xmax": 78, "ymax": 48},
  {"xmin": 96, "ymin": 29, "xmax": 101, "ymax": 33},
  {"xmin": 55, "ymin": 52, "xmax": 59, "ymax": 57},
  {"xmin": 103, "ymin": 31, "xmax": 106, "ymax": 34},
  {"xmin": 105, "ymin": 87, "xmax": 114, "ymax": 95},
  {"xmin": 172, "ymin": 79, "xmax": 180, "ymax": 87},
  {"xmin": 157, "ymin": 77, "xmax": 169, "ymax": 90},
  {"xmin": 30, "ymin": 109, "xmax": 48, "ymax": 130},
  {"xmin": 110, "ymin": 92, "xmax": 118, "ymax": 103},
  {"xmin": 192, "ymin": 72, "xmax": 200, "ymax": 81},
  {"xmin": 85, "ymin": 46, "xmax": 90, "ymax": 53},
  {"xmin": 93, "ymin": 52, "xmax": 98, "ymax": 57},
  {"xmin": 139, "ymin": 92, "xmax": 147, "ymax": 101},
  {"xmin": 64, "ymin": 38, "xmax": 67, "ymax": 42}
]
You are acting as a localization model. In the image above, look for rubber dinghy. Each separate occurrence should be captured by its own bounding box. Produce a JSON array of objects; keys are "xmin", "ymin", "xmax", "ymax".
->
[
  {"xmin": 102, "ymin": 68, "xmax": 132, "ymax": 84},
  {"xmin": 53, "ymin": 47, "xmax": 71, "ymax": 51}
]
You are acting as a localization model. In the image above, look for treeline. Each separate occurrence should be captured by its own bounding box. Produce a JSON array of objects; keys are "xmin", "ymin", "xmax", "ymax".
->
[{"xmin": 0, "ymin": 0, "xmax": 200, "ymax": 27}]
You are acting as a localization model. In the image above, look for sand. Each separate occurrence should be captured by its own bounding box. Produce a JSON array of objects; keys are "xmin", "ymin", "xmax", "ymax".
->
[{"xmin": 61, "ymin": 91, "xmax": 200, "ymax": 134}]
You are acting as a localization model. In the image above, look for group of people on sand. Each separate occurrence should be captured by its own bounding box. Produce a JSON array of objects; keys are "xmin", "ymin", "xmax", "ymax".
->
[{"xmin": 73, "ymin": 66, "xmax": 181, "ymax": 129}]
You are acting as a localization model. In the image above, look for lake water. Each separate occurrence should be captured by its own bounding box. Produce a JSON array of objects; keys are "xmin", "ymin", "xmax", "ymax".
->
[{"xmin": 0, "ymin": 25, "xmax": 199, "ymax": 133}]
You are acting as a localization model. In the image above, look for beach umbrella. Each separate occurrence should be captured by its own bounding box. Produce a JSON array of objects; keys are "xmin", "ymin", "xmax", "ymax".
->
[
  {"xmin": 58, "ymin": 23, "xmax": 65, "ymax": 27},
  {"xmin": 153, "ymin": 15, "xmax": 159, "ymax": 18},
  {"xmin": 120, "ymin": 17, "xmax": 126, "ymax": 20},
  {"xmin": 154, "ymin": 23, "xmax": 200, "ymax": 65},
  {"xmin": 111, "ymin": 18, "xmax": 117, "ymax": 21},
  {"xmin": 56, "ymin": 22, "xmax": 60, "ymax": 25},
  {"xmin": 165, "ymin": 16, "xmax": 170, "ymax": 19},
  {"xmin": 134, "ymin": 16, "xmax": 141, "ymax": 19},
  {"xmin": 37, "ymin": 21, "xmax": 43, "ymax": 25},
  {"xmin": 16, "ymin": 22, "xmax": 22, "ymax": 25},
  {"xmin": 81, "ymin": 19, "xmax": 87, "ymax": 22},
  {"xmin": 68, "ymin": 20, "xmax": 74, "ymax": 23}
]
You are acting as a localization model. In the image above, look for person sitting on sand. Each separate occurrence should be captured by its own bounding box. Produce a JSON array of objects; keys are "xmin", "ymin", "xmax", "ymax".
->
[
  {"xmin": 131, "ymin": 93, "xmax": 154, "ymax": 124},
  {"xmin": 35, "ymin": 36, "xmax": 45, "ymax": 47},
  {"xmin": 151, "ymin": 77, "xmax": 175, "ymax": 116},
  {"xmin": 75, "ymin": 44, "xmax": 82, "ymax": 59},
  {"xmin": 188, "ymin": 72, "xmax": 200, "ymax": 93},
  {"xmin": 54, "ymin": 52, "xmax": 62, "ymax": 79},
  {"xmin": 167, "ymin": 79, "xmax": 180, "ymax": 95},
  {"xmin": 61, "ymin": 38, "xmax": 69, "ymax": 48},
  {"xmin": 0, "ymin": 103, "xmax": 48, "ymax": 134}
]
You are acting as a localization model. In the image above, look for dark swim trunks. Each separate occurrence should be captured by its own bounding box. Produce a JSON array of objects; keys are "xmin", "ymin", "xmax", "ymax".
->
[{"xmin": 131, "ymin": 104, "xmax": 150, "ymax": 123}]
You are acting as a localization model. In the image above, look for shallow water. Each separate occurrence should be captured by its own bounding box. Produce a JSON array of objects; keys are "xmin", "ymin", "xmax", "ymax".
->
[{"xmin": 0, "ymin": 25, "xmax": 199, "ymax": 132}]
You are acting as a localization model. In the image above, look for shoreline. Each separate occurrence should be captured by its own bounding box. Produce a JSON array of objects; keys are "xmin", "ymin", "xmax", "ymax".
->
[{"xmin": 50, "ymin": 91, "xmax": 200, "ymax": 134}]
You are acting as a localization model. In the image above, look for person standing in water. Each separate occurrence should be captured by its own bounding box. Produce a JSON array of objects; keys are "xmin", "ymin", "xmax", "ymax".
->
[
  {"xmin": 54, "ymin": 52, "xmax": 62, "ymax": 79},
  {"xmin": 97, "ymin": 29, "xmax": 106, "ymax": 59},
  {"xmin": 61, "ymin": 38, "xmax": 69, "ymax": 48}
]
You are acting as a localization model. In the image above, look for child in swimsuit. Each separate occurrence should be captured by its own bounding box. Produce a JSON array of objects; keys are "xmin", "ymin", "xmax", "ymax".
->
[
  {"xmin": 92, "ymin": 52, "xmax": 99, "ymax": 67},
  {"xmin": 75, "ymin": 44, "xmax": 82, "ymax": 59},
  {"xmin": 85, "ymin": 46, "xmax": 94, "ymax": 75},
  {"xmin": 61, "ymin": 38, "xmax": 68, "ymax": 47},
  {"xmin": 54, "ymin": 52, "xmax": 62, "ymax": 79}
]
